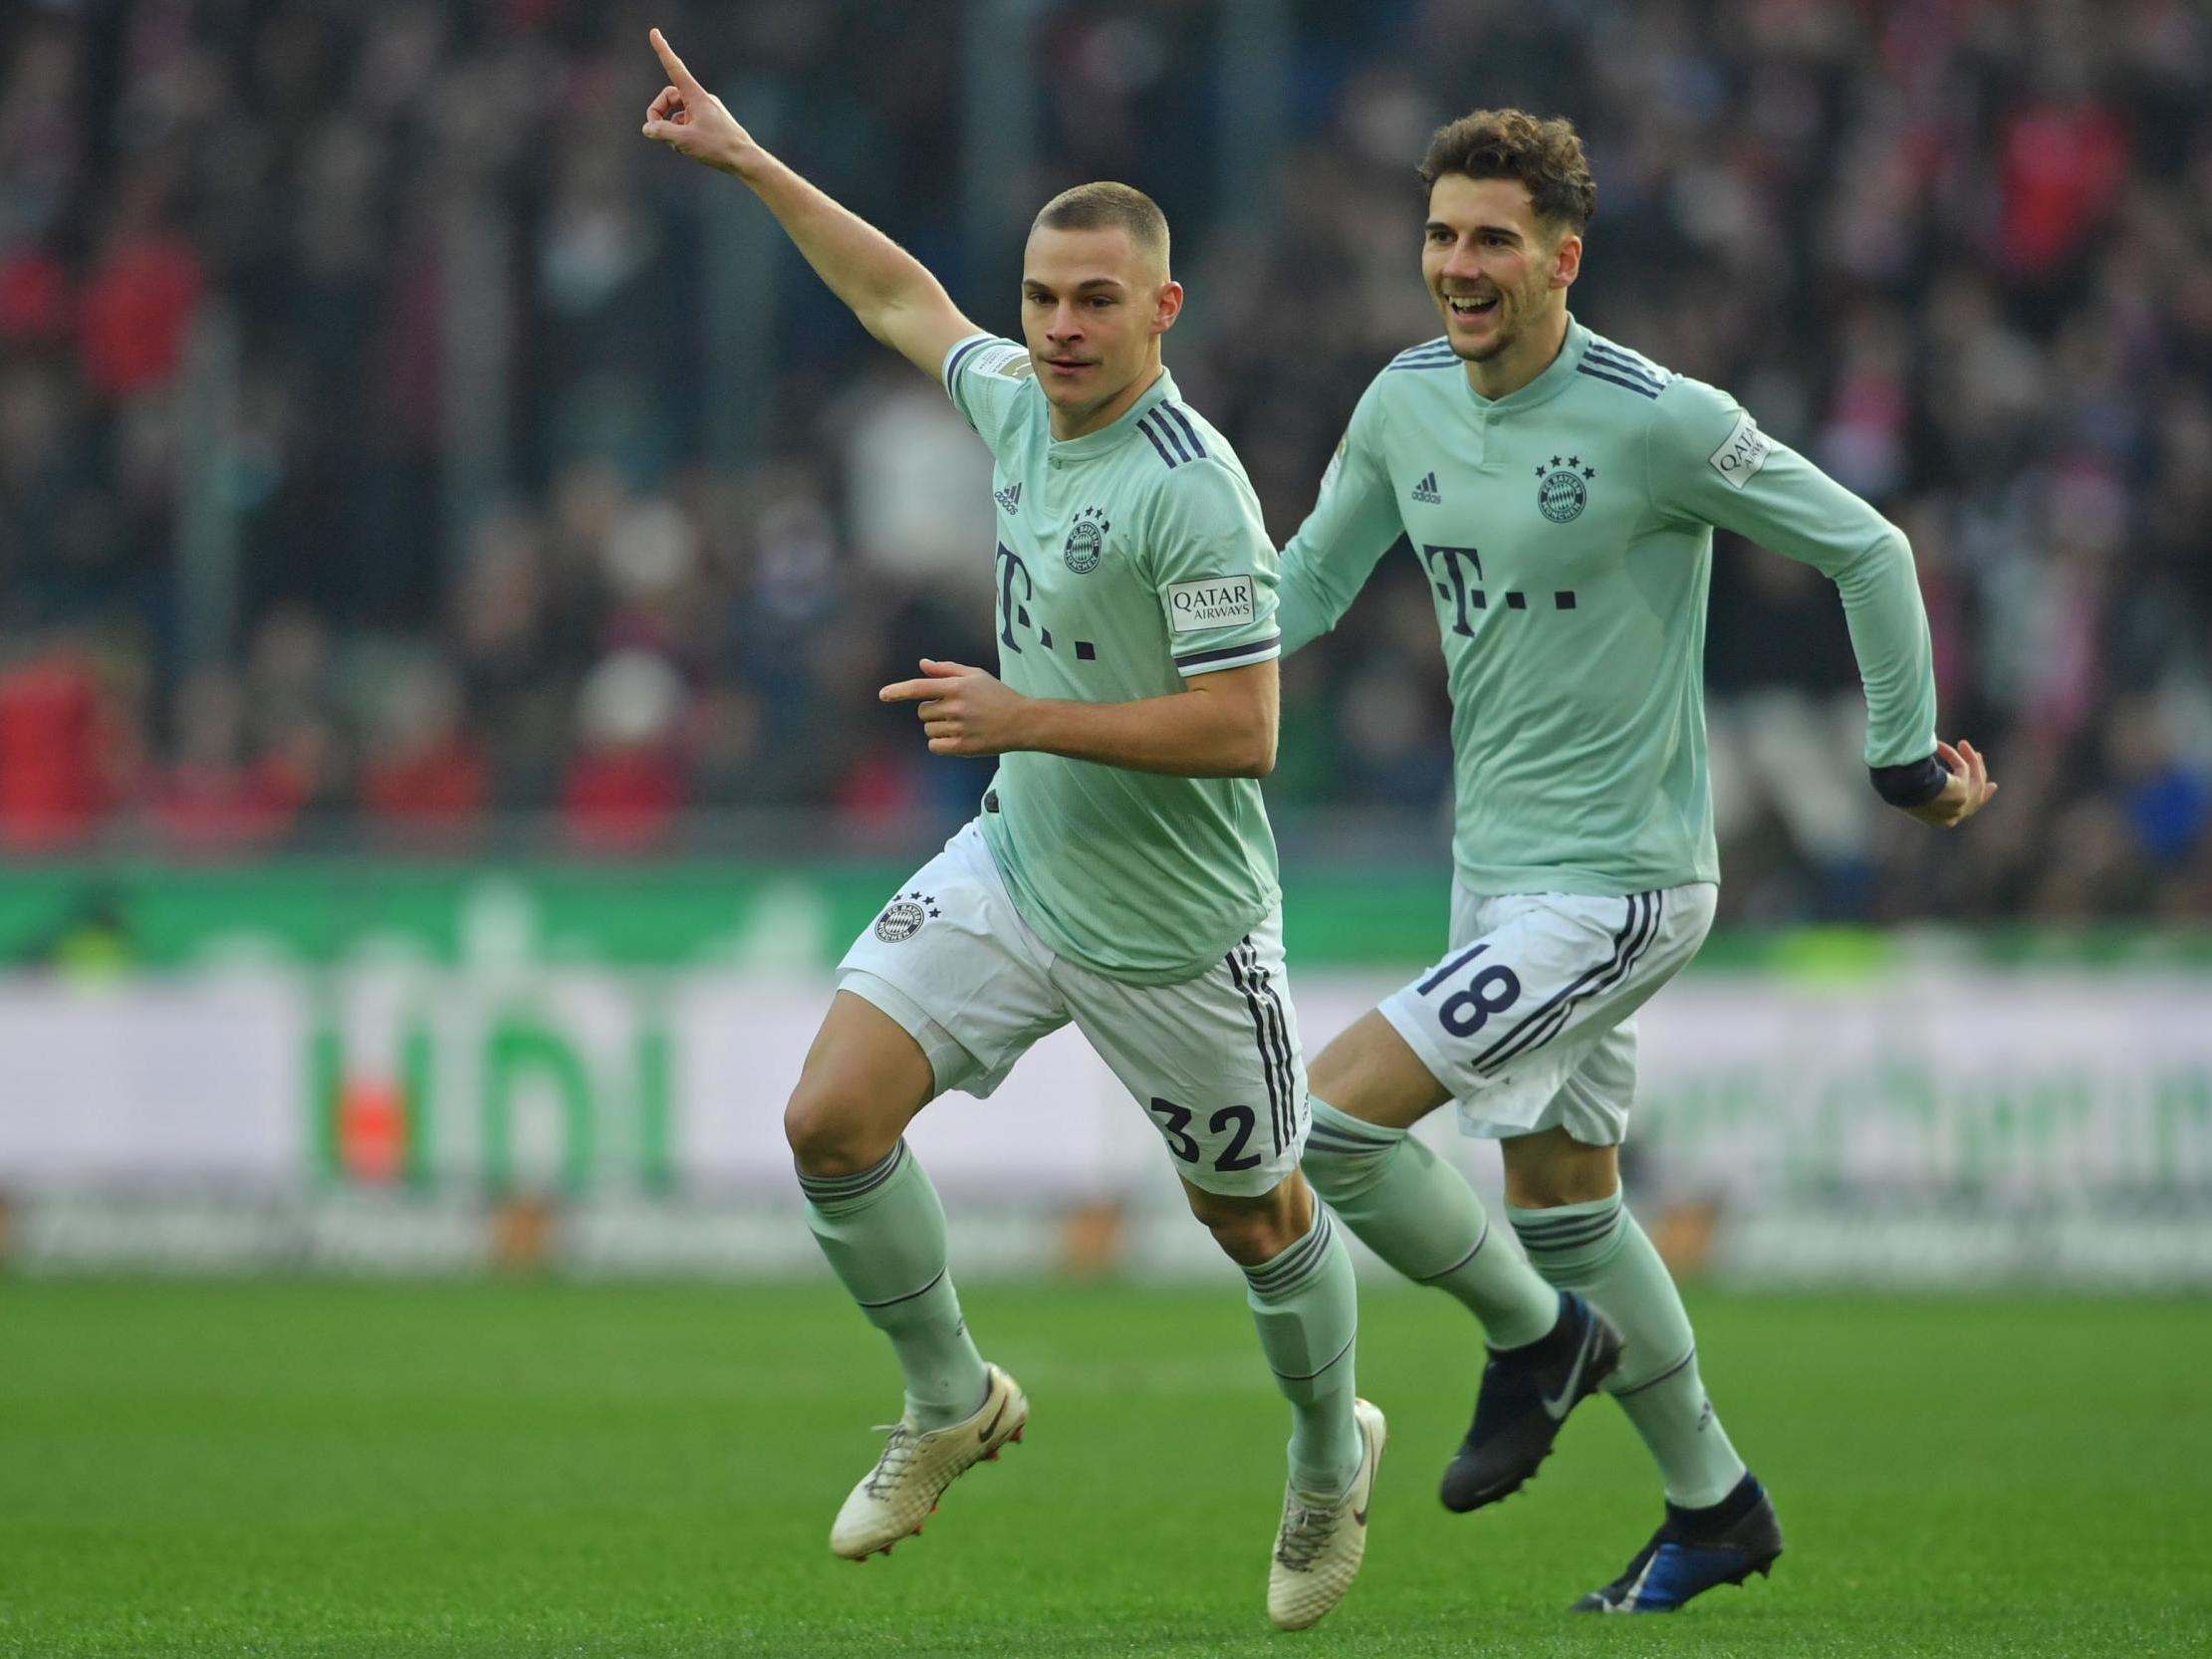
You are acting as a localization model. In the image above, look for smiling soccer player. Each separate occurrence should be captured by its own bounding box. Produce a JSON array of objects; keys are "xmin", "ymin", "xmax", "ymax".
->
[
  {"xmin": 1279, "ymin": 110, "xmax": 1997, "ymax": 1614},
  {"xmin": 642, "ymin": 28, "xmax": 1381, "ymax": 1630}
]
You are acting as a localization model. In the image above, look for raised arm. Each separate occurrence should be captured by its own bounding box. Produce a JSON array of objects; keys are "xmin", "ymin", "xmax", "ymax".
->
[{"xmin": 641, "ymin": 28, "xmax": 978, "ymax": 380}]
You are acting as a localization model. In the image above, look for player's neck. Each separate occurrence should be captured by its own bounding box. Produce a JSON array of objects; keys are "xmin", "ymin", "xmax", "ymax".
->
[
  {"xmin": 1050, "ymin": 358, "xmax": 1165, "ymax": 441},
  {"xmin": 1463, "ymin": 308, "xmax": 1569, "ymax": 401}
]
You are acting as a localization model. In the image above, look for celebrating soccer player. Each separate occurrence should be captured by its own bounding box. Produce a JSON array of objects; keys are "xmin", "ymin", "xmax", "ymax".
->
[
  {"xmin": 642, "ymin": 30, "xmax": 1381, "ymax": 1630},
  {"xmin": 1279, "ymin": 111, "xmax": 1996, "ymax": 1613}
]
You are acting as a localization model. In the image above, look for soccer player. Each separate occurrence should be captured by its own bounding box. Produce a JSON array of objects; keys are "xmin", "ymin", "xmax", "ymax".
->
[
  {"xmin": 641, "ymin": 30, "xmax": 1381, "ymax": 1630},
  {"xmin": 1280, "ymin": 111, "xmax": 1996, "ymax": 1613}
]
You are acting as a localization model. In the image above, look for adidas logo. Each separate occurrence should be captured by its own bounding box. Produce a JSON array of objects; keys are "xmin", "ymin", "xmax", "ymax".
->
[
  {"xmin": 1412, "ymin": 471, "xmax": 1441, "ymax": 505},
  {"xmin": 994, "ymin": 481, "xmax": 1022, "ymax": 515}
]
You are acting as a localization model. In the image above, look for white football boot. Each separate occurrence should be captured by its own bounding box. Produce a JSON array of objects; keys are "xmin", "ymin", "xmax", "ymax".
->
[
  {"xmin": 1266, "ymin": 1397, "xmax": 1386, "ymax": 1630},
  {"xmin": 829, "ymin": 1363, "xmax": 1028, "ymax": 1560}
]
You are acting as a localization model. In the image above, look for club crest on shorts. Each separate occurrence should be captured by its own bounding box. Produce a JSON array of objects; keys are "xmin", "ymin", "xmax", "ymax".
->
[
  {"xmin": 873, "ymin": 890, "xmax": 939, "ymax": 943},
  {"xmin": 1063, "ymin": 505, "xmax": 1109, "ymax": 574},
  {"xmin": 1534, "ymin": 455, "xmax": 1596, "ymax": 523}
]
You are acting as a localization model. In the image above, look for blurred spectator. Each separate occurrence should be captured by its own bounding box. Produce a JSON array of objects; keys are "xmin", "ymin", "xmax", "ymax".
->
[
  {"xmin": 0, "ymin": 0, "xmax": 2202, "ymax": 922},
  {"xmin": 561, "ymin": 648, "xmax": 686, "ymax": 852}
]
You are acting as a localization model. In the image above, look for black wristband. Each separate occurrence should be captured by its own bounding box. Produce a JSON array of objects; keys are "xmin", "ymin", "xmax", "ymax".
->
[{"xmin": 1869, "ymin": 754, "xmax": 1950, "ymax": 809}]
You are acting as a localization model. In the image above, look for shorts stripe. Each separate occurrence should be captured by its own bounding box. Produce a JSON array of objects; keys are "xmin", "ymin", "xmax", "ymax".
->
[
  {"xmin": 1417, "ymin": 940, "xmax": 1490, "ymax": 995},
  {"xmin": 1487, "ymin": 892, "xmax": 1664, "ymax": 1074},
  {"xmin": 1227, "ymin": 941, "xmax": 1292, "ymax": 1154},
  {"xmin": 1473, "ymin": 892, "xmax": 1660, "ymax": 1076},
  {"xmin": 1247, "ymin": 945, "xmax": 1298, "ymax": 1151}
]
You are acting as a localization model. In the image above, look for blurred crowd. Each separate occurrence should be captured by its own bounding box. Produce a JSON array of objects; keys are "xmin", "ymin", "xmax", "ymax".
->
[{"xmin": 1, "ymin": 0, "xmax": 2209, "ymax": 920}]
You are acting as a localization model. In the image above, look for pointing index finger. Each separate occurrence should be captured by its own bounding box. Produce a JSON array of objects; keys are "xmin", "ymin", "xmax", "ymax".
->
[{"xmin": 649, "ymin": 28, "xmax": 701, "ymax": 92}]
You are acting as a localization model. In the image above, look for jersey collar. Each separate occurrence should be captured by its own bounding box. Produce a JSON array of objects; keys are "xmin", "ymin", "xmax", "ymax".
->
[
  {"xmin": 1045, "ymin": 364, "xmax": 1179, "ymax": 461},
  {"xmin": 1461, "ymin": 314, "xmax": 1590, "ymax": 416}
]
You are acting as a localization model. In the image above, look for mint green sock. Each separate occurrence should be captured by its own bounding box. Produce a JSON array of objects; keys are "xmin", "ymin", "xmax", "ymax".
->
[
  {"xmin": 1243, "ymin": 1206, "xmax": 1365, "ymax": 1497},
  {"xmin": 1510, "ymin": 1189, "xmax": 1748, "ymax": 1508},
  {"xmin": 1304, "ymin": 1097, "xmax": 1558, "ymax": 1349},
  {"xmin": 799, "ymin": 1140, "xmax": 989, "ymax": 1431}
]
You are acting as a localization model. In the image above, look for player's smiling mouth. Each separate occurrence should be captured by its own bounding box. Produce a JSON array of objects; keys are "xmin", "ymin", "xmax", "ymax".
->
[{"xmin": 1445, "ymin": 293, "xmax": 1500, "ymax": 318}]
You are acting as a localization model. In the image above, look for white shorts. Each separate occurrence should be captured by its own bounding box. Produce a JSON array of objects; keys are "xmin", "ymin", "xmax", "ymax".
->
[
  {"xmin": 837, "ymin": 821, "xmax": 1307, "ymax": 1197},
  {"xmin": 1378, "ymin": 881, "xmax": 1716, "ymax": 1146}
]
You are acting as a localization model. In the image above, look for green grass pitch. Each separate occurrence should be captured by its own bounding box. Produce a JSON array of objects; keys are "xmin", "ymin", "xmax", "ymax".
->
[{"xmin": 2, "ymin": 1279, "xmax": 2206, "ymax": 1657}]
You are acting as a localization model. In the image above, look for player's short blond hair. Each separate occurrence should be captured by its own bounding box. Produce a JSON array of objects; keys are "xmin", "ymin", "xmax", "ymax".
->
[
  {"xmin": 1419, "ymin": 111, "xmax": 1597, "ymax": 235},
  {"xmin": 1031, "ymin": 182, "xmax": 1171, "ymax": 278}
]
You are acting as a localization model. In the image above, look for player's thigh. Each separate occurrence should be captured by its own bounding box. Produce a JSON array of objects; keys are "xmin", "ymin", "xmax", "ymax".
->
[
  {"xmin": 785, "ymin": 991, "xmax": 941, "ymax": 1173},
  {"xmin": 1379, "ymin": 883, "xmax": 1713, "ymax": 1138},
  {"xmin": 1306, "ymin": 1009, "xmax": 1452, "ymax": 1131},
  {"xmin": 1064, "ymin": 914, "xmax": 1306, "ymax": 1199},
  {"xmin": 829, "ymin": 821, "xmax": 1068, "ymax": 1112}
]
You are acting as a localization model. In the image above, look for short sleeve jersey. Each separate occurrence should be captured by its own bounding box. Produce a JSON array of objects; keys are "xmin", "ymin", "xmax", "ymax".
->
[
  {"xmin": 941, "ymin": 333, "xmax": 1284, "ymax": 984},
  {"xmin": 1278, "ymin": 316, "xmax": 1938, "ymax": 897}
]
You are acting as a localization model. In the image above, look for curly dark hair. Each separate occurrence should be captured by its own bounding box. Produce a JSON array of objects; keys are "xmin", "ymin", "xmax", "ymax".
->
[{"xmin": 1418, "ymin": 110, "xmax": 1597, "ymax": 234}]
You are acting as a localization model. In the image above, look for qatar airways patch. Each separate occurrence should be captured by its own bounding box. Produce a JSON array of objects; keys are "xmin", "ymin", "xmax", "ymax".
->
[{"xmin": 1708, "ymin": 411, "xmax": 1772, "ymax": 489}]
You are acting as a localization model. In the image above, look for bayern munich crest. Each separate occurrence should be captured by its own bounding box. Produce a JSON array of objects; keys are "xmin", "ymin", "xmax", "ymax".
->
[
  {"xmin": 873, "ymin": 891, "xmax": 939, "ymax": 943},
  {"xmin": 1535, "ymin": 454, "xmax": 1596, "ymax": 523},
  {"xmin": 1064, "ymin": 505, "xmax": 1109, "ymax": 574}
]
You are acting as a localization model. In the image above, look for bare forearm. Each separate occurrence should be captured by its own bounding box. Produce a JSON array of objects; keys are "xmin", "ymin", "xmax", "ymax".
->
[
  {"xmin": 1019, "ymin": 691, "xmax": 1276, "ymax": 779},
  {"xmin": 728, "ymin": 149, "xmax": 949, "ymax": 343}
]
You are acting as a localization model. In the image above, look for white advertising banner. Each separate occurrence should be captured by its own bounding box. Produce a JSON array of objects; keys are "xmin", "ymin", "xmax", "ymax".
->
[{"xmin": 2, "ymin": 967, "xmax": 2208, "ymax": 1282}]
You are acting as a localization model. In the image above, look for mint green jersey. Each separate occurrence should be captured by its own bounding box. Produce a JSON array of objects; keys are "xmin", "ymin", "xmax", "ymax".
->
[
  {"xmin": 941, "ymin": 334, "xmax": 1284, "ymax": 984},
  {"xmin": 1280, "ymin": 316, "xmax": 1938, "ymax": 896}
]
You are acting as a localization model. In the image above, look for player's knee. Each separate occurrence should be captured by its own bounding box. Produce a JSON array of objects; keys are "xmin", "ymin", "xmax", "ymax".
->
[
  {"xmin": 1187, "ymin": 1182, "xmax": 1309, "ymax": 1267},
  {"xmin": 1207, "ymin": 1208, "xmax": 1293, "ymax": 1267},
  {"xmin": 782, "ymin": 1080, "xmax": 893, "ymax": 1178},
  {"xmin": 1501, "ymin": 1129, "xmax": 1619, "ymax": 1209}
]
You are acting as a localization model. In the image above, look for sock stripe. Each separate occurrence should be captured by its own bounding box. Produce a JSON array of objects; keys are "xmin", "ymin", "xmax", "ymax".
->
[
  {"xmin": 1267, "ymin": 1327, "xmax": 1357, "ymax": 1384},
  {"xmin": 1513, "ymin": 1211, "xmax": 1624, "ymax": 1252},
  {"xmin": 1410, "ymin": 1216, "xmax": 1489, "ymax": 1284},
  {"xmin": 1247, "ymin": 1213, "xmax": 1332, "ymax": 1296},
  {"xmin": 1512, "ymin": 1204, "xmax": 1621, "ymax": 1238},
  {"xmin": 1246, "ymin": 1210, "xmax": 1336, "ymax": 1297},
  {"xmin": 1306, "ymin": 1105, "xmax": 1401, "ymax": 1148},
  {"xmin": 1304, "ymin": 1128, "xmax": 1392, "ymax": 1156},
  {"xmin": 796, "ymin": 1140, "xmax": 908, "ymax": 1203},
  {"xmin": 855, "ymin": 1263, "xmax": 948, "ymax": 1310},
  {"xmin": 1610, "ymin": 1342, "xmax": 1697, "ymax": 1398}
]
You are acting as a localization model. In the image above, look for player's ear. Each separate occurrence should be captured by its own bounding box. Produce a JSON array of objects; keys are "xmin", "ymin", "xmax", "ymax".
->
[
  {"xmin": 1152, "ymin": 279, "xmax": 1184, "ymax": 336},
  {"xmin": 1552, "ymin": 232, "xmax": 1583, "ymax": 291}
]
